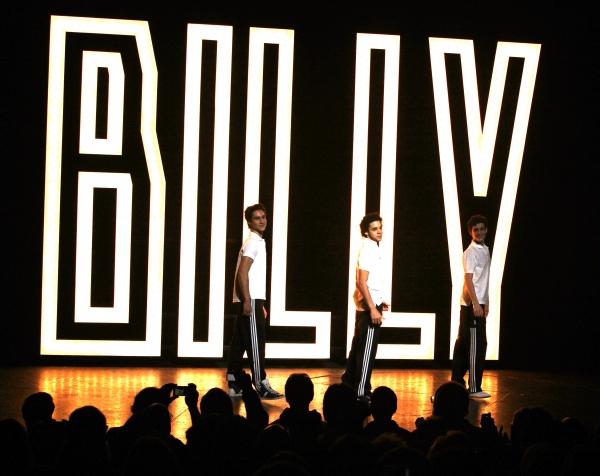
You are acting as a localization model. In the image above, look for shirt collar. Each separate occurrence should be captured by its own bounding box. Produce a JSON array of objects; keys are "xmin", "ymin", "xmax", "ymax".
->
[
  {"xmin": 471, "ymin": 241, "xmax": 487, "ymax": 249},
  {"xmin": 364, "ymin": 237, "xmax": 380, "ymax": 247},
  {"xmin": 249, "ymin": 231, "xmax": 264, "ymax": 241}
]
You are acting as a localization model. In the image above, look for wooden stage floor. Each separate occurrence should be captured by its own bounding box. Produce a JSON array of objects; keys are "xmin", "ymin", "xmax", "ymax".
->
[{"xmin": 1, "ymin": 366, "xmax": 598, "ymax": 443}]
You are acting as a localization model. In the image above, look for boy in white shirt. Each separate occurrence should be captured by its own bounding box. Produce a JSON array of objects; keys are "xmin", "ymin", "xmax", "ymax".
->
[
  {"xmin": 226, "ymin": 204, "xmax": 283, "ymax": 399},
  {"xmin": 451, "ymin": 215, "xmax": 491, "ymax": 398},
  {"xmin": 342, "ymin": 212, "xmax": 390, "ymax": 401}
]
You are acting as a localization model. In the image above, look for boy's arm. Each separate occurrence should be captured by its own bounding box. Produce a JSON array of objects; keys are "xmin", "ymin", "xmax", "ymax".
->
[
  {"xmin": 484, "ymin": 279, "xmax": 489, "ymax": 317},
  {"xmin": 236, "ymin": 256, "xmax": 254, "ymax": 316},
  {"xmin": 357, "ymin": 270, "xmax": 384, "ymax": 324},
  {"xmin": 464, "ymin": 273, "xmax": 485, "ymax": 317}
]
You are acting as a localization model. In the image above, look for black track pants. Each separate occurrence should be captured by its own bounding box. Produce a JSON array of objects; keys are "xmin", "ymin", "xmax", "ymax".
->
[
  {"xmin": 451, "ymin": 304, "xmax": 487, "ymax": 393},
  {"xmin": 227, "ymin": 299, "xmax": 267, "ymax": 388},
  {"xmin": 343, "ymin": 305, "xmax": 382, "ymax": 397}
]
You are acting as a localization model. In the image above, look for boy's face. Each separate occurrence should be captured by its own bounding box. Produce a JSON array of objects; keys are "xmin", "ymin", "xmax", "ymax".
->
[
  {"xmin": 366, "ymin": 221, "xmax": 383, "ymax": 242},
  {"xmin": 469, "ymin": 222, "xmax": 487, "ymax": 244},
  {"xmin": 249, "ymin": 209, "xmax": 267, "ymax": 236}
]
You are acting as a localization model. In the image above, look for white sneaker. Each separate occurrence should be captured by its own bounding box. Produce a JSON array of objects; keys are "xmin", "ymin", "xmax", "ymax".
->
[{"xmin": 470, "ymin": 391, "xmax": 491, "ymax": 398}]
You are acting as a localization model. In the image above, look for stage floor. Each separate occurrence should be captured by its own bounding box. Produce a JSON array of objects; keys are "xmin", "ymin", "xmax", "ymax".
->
[{"xmin": 1, "ymin": 366, "xmax": 598, "ymax": 443}]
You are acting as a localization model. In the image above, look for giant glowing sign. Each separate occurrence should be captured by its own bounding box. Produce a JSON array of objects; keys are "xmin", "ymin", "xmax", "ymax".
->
[
  {"xmin": 347, "ymin": 33, "xmax": 436, "ymax": 360},
  {"xmin": 79, "ymin": 51, "xmax": 124, "ymax": 155},
  {"xmin": 178, "ymin": 24, "xmax": 233, "ymax": 357},
  {"xmin": 41, "ymin": 16, "xmax": 165, "ymax": 356},
  {"xmin": 243, "ymin": 28, "xmax": 331, "ymax": 359},
  {"xmin": 74, "ymin": 172, "xmax": 132, "ymax": 324},
  {"xmin": 429, "ymin": 38, "xmax": 540, "ymax": 359},
  {"xmin": 40, "ymin": 16, "xmax": 539, "ymax": 360}
]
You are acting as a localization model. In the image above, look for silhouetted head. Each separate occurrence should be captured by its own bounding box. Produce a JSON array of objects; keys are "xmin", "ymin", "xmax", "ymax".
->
[
  {"xmin": 263, "ymin": 450, "xmax": 310, "ymax": 473},
  {"xmin": 379, "ymin": 446, "xmax": 431, "ymax": 476},
  {"xmin": 139, "ymin": 403, "xmax": 171, "ymax": 436},
  {"xmin": 123, "ymin": 435, "xmax": 179, "ymax": 476},
  {"xmin": 326, "ymin": 434, "xmax": 376, "ymax": 475},
  {"xmin": 323, "ymin": 383, "xmax": 356, "ymax": 424},
  {"xmin": 68, "ymin": 406, "xmax": 107, "ymax": 443},
  {"xmin": 132, "ymin": 387, "xmax": 163, "ymax": 415},
  {"xmin": 428, "ymin": 430, "xmax": 474, "ymax": 457},
  {"xmin": 511, "ymin": 407, "xmax": 559, "ymax": 453},
  {"xmin": 200, "ymin": 388, "xmax": 234, "ymax": 417},
  {"xmin": 560, "ymin": 417, "xmax": 590, "ymax": 449},
  {"xmin": 0, "ymin": 418, "xmax": 33, "ymax": 472},
  {"xmin": 371, "ymin": 433, "xmax": 407, "ymax": 459},
  {"xmin": 258, "ymin": 424, "xmax": 291, "ymax": 460},
  {"xmin": 432, "ymin": 382, "xmax": 469, "ymax": 418},
  {"xmin": 371, "ymin": 386, "xmax": 397, "ymax": 421},
  {"xmin": 22, "ymin": 392, "xmax": 55, "ymax": 428},
  {"xmin": 521, "ymin": 443, "xmax": 563, "ymax": 476},
  {"xmin": 186, "ymin": 415, "xmax": 255, "ymax": 474},
  {"xmin": 429, "ymin": 431, "xmax": 476, "ymax": 476},
  {"xmin": 285, "ymin": 373, "xmax": 314, "ymax": 407}
]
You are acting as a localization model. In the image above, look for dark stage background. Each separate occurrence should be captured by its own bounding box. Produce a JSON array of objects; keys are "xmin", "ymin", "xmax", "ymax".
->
[{"xmin": 2, "ymin": 1, "xmax": 598, "ymax": 371}]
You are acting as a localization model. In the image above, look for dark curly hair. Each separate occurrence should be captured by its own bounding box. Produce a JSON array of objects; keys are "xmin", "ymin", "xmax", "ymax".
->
[
  {"xmin": 359, "ymin": 212, "xmax": 383, "ymax": 237},
  {"xmin": 466, "ymin": 215, "xmax": 487, "ymax": 232}
]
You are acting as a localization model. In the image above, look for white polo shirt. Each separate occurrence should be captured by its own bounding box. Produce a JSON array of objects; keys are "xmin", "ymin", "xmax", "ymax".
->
[
  {"xmin": 353, "ymin": 237, "xmax": 385, "ymax": 310},
  {"xmin": 233, "ymin": 231, "xmax": 267, "ymax": 302},
  {"xmin": 460, "ymin": 241, "xmax": 490, "ymax": 306}
]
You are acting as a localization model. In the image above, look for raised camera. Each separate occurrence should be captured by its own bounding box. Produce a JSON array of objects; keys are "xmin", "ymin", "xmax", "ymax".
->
[{"xmin": 173, "ymin": 386, "xmax": 187, "ymax": 396}]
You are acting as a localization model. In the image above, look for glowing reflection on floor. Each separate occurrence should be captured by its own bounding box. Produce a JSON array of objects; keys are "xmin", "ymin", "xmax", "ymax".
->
[{"xmin": 2, "ymin": 367, "xmax": 596, "ymax": 444}]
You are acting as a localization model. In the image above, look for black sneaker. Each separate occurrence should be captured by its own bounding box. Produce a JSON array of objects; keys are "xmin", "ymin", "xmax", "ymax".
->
[
  {"xmin": 257, "ymin": 378, "xmax": 284, "ymax": 399},
  {"xmin": 226, "ymin": 373, "xmax": 243, "ymax": 397}
]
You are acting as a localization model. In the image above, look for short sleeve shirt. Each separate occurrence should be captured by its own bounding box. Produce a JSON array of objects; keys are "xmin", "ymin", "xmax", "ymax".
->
[
  {"xmin": 353, "ymin": 238, "xmax": 385, "ymax": 310},
  {"xmin": 460, "ymin": 241, "xmax": 490, "ymax": 306},
  {"xmin": 233, "ymin": 232, "xmax": 267, "ymax": 302}
]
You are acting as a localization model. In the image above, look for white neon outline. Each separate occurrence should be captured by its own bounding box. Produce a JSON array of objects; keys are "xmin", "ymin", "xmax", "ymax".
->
[
  {"xmin": 244, "ymin": 27, "xmax": 331, "ymax": 359},
  {"xmin": 178, "ymin": 24, "xmax": 233, "ymax": 357},
  {"xmin": 429, "ymin": 38, "xmax": 540, "ymax": 359},
  {"xmin": 79, "ymin": 51, "xmax": 125, "ymax": 155},
  {"xmin": 74, "ymin": 172, "xmax": 132, "ymax": 323},
  {"xmin": 41, "ymin": 16, "xmax": 165, "ymax": 356},
  {"xmin": 347, "ymin": 33, "xmax": 436, "ymax": 360}
]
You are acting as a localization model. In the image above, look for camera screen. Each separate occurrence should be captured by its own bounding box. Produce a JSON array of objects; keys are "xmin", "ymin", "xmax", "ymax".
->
[{"xmin": 173, "ymin": 386, "xmax": 186, "ymax": 396}]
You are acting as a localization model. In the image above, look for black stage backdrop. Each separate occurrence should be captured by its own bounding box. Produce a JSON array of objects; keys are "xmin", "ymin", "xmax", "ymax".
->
[{"xmin": 2, "ymin": 1, "xmax": 598, "ymax": 371}]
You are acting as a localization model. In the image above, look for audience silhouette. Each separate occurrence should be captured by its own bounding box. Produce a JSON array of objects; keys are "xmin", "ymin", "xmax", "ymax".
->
[{"xmin": 2, "ymin": 373, "xmax": 598, "ymax": 475}]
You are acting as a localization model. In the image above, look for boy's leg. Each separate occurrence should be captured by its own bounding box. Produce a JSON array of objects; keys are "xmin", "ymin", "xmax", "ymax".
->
[
  {"xmin": 471, "ymin": 316, "xmax": 488, "ymax": 392},
  {"xmin": 227, "ymin": 299, "xmax": 266, "ymax": 389},
  {"xmin": 342, "ymin": 315, "xmax": 362, "ymax": 387},
  {"xmin": 451, "ymin": 305, "xmax": 471, "ymax": 386},
  {"xmin": 246, "ymin": 299, "xmax": 267, "ymax": 389},
  {"xmin": 227, "ymin": 304, "xmax": 245, "ymax": 373},
  {"xmin": 227, "ymin": 303, "xmax": 247, "ymax": 395},
  {"xmin": 357, "ymin": 321, "xmax": 381, "ymax": 398},
  {"xmin": 355, "ymin": 305, "xmax": 382, "ymax": 398}
]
